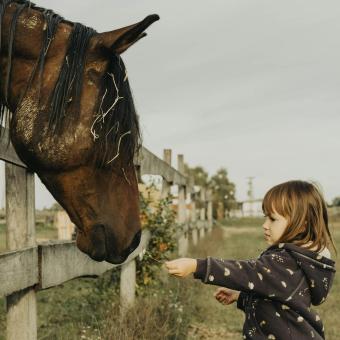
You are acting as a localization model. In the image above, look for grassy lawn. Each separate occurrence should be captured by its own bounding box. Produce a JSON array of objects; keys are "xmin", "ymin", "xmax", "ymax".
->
[
  {"xmin": 0, "ymin": 222, "xmax": 57, "ymax": 253},
  {"xmin": 0, "ymin": 218, "xmax": 339, "ymax": 339}
]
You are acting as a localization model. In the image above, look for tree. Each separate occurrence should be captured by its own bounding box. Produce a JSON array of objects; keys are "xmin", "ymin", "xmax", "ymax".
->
[
  {"xmin": 48, "ymin": 202, "xmax": 63, "ymax": 211},
  {"xmin": 209, "ymin": 168, "xmax": 236, "ymax": 219},
  {"xmin": 332, "ymin": 197, "xmax": 340, "ymax": 207},
  {"xmin": 184, "ymin": 164, "xmax": 209, "ymax": 188},
  {"xmin": 184, "ymin": 164, "xmax": 210, "ymax": 211}
]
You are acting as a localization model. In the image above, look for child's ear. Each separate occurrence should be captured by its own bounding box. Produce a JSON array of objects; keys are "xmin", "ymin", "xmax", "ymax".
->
[{"xmin": 94, "ymin": 14, "xmax": 159, "ymax": 54}]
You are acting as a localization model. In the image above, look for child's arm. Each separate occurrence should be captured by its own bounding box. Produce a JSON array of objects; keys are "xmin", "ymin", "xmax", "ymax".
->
[{"xmin": 165, "ymin": 252, "xmax": 301, "ymax": 302}]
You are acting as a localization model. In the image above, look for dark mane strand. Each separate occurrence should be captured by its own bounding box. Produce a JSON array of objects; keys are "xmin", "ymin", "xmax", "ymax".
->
[
  {"xmin": 35, "ymin": 9, "xmax": 63, "ymax": 100},
  {"xmin": 92, "ymin": 55, "xmax": 141, "ymax": 167},
  {"xmin": 48, "ymin": 23, "xmax": 96, "ymax": 132}
]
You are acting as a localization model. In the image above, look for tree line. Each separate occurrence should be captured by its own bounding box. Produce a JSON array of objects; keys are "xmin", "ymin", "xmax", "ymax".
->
[{"xmin": 184, "ymin": 164, "xmax": 237, "ymax": 220}]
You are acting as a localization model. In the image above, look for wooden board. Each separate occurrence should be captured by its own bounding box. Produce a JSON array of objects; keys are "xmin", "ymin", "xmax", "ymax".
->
[
  {"xmin": 38, "ymin": 230, "xmax": 150, "ymax": 289},
  {"xmin": 0, "ymin": 247, "xmax": 39, "ymax": 296},
  {"xmin": 137, "ymin": 147, "xmax": 188, "ymax": 186},
  {"xmin": 38, "ymin": 241, "xmax": 115, "ymax": 289}
]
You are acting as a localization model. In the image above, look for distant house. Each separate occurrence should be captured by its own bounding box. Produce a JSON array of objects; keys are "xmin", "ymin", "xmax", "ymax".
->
[
  {"xmin": 230, "ymin": 199, "xmax": 263, "ymax": 217},
  {"xmin": 242, "ymin": 199, "xmax": 263, "ymax": 217}
]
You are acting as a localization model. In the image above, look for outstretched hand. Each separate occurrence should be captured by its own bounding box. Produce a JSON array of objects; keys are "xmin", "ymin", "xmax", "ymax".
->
[
  {"xmin": 214, "ymin": 287, "xmax": 240, "ymax": 305},
  {"xmin": 165, "ymin": 258, "xmax": 197, "ymax": 277}
]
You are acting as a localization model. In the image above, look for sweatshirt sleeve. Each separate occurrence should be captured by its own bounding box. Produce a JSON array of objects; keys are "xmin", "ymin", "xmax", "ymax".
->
[
  {"xmin": 236, "ymin": 291, "xmax": 248, "ymax": 312},
  {"xmin": 193, "ymin": 250, "xmax": 301, "ymax": 302}
]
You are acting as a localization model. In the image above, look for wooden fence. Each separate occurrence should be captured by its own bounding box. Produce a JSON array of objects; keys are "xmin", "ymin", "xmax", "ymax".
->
[{"xmin": 0, "ymin": 127, "xmax": 213, "ymax": 340}]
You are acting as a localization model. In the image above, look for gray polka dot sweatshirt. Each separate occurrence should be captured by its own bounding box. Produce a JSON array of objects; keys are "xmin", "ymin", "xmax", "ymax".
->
[{"xmin": 193, "ymin": 243, "xmax": 336, "ymax": 339}]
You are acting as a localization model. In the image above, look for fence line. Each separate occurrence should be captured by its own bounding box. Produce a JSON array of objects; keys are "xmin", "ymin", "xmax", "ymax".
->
[{"xmin": 0, "ymin": 127, "xmax": 213, "ymax": 340}]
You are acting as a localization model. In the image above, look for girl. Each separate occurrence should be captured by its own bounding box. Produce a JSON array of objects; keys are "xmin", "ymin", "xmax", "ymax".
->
[{"xmin": 165, "ymin": 180, "xmax": 336, "ymax": 339}]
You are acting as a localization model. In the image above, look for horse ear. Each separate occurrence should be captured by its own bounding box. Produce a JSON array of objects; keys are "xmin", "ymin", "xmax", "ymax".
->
[{"xmin": 96, "ymin": 14, "xmax": 159, "ymax": 54}]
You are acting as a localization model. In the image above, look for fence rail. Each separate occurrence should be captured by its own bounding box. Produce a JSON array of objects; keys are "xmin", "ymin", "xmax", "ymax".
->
[{"xmin": 0, "ymin": 126, "xmax": 213, "ymax": 340}]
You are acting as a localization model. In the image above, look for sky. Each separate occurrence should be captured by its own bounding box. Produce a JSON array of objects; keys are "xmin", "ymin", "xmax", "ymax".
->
[{"xmin": 1, "ymin": 0, "xmax": 340, "ymax": 208}]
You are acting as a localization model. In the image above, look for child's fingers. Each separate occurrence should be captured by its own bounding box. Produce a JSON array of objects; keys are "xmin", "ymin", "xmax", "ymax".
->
[
  {"xmin": 216, "ymin": 291, "xmax": 230, "ymax": 299},
  {"xmin": 165, "ymin": 261, "xmax": 175, "ymax": 269},
  {"xmin": 216, "ymin": 287, "xmax": 227, "ymax": 293},
  {"xmin": 216, "ymin": 295, "xmax": 227, "ymax": 302},
  {"xmin": 215, "ymin": 288, "xmax": 230, "ymax": 297},
  {"xmin": 168, "ymin": 268, "xmax": 182, "ymax": 276},
  {"xmin": 215, "ymin": 292, "xmax": 225, "ymax": 300}
]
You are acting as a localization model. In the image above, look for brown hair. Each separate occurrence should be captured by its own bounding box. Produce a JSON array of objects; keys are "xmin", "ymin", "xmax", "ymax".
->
[{"xmin": 262, "ymin": 180, "xmax": 337, "ymax": 254}]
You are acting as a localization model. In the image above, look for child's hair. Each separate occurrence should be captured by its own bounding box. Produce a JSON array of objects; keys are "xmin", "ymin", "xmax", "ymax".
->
[{"xmin": 262, "ymin": 180, "xmax": 337, "ymax": 254}]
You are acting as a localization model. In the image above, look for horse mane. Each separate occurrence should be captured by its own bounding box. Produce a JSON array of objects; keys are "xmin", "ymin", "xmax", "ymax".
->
[{"xmin": 0, "ymin": 0, "xmax": 141, "ymax": 167}]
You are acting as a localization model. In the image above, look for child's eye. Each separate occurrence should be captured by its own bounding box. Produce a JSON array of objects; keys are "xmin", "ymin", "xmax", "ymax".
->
[{"xmin": 264, "ymin": 214, "xmax": 275, "ymax": 221}]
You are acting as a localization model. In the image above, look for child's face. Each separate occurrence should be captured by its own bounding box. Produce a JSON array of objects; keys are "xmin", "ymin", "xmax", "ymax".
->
[{"xmin": 262, "ymin": 209, "xmax": 288, "ymax": 245}]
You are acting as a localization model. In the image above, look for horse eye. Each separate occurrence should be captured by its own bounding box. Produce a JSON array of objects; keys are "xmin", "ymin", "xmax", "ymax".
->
[{"xmin": 87, "ymin": 68, "xmax": 101, "ymax": 82}]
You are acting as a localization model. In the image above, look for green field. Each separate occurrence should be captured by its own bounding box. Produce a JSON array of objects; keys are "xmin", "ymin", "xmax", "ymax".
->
[
  {"xmin": 0, "ymin": 218, "xmax": 339, "ymax": 339},
  {"xmin": 0, "ymin": 222, "xmax": 57, "ymax": 252}
]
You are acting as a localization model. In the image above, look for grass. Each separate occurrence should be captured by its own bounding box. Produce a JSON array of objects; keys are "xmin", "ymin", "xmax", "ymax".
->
[
  {"xmin": 0, "ymin": 218, "xmax": 339, "ymax": 339},
  {"xmin": 0, "ymin": 222, "xmax": 57, "ymax": 252},
  {"xmin": 220, "ymin": 216, "xmax": 265, "ymax": 228}
]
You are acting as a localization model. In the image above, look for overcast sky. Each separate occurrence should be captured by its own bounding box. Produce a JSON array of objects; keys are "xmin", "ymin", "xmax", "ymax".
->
[{"xmin": 1, "ymin": 0, "xmax": 340, "ymax": 208}]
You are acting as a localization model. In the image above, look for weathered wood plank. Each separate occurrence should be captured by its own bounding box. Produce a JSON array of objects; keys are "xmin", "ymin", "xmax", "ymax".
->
[
  {"xmin": 0, "ymin": 247, "xmax": 39, "ymax": 297},
  {"xmin": 137, "ymin": 147, "xmax": 188, "ymax": 186},
  {"xmin": 5, "ymin": 164, "xmax": 37, "ymax": 340},
  {"xmin": 0, "ymin": 127, "xmax": 26, "ymax": 168},
  {"xmin": 38, "ymin": 230, "xmax": 150, "ymax": 289},
  {"xmin": 177, "ymin": 154, "xmax": 188, "ymax": 256},
  {"xmin": 38, "ymin": 241, "xmax": 114, "ymax": 289},
  {"xmin": 161, "ymin": 149, "xmax": 172, "ymax": 198},
  {"xmin": 120, "ymin": 260, "xmax": 136, "ymax": 309}
]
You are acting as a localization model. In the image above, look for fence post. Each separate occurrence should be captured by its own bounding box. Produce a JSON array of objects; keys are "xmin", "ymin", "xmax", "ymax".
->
[
  {"xmin": 119, "ymin": 164, "xmax": 144, "ymax": 311},
  {"xmin": 161, "ymin": 149, "xmax": 172, "ymax": 198},
  {"xmin": 177, "ymin": 154, "xmax": 187, "ymax": 256},
  {"xmin": 207, "ymin": 189, "xmax": 213, "ymax": 232},
  {"xmin": 120, "ymin": 259, "xmax": 136, "ymax": 311},
  {"xmin": 199, "ymin": 187, "xmax": 206, "ymax": 239},
  {"xmin": 190, "ymin": 187, "xmax": 198, "ymax": 246},
  {"xmin": 5, "ymin": 164, "xmax": 37, "ymax": 340}
]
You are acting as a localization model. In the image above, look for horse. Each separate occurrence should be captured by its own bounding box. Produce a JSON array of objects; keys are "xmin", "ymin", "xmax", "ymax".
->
[{"xmin": 0, "ymin": 0, "xmax": 159, "ymax": 264}]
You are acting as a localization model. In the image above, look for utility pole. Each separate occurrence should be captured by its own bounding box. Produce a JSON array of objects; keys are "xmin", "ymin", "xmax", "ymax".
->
[{"xmin": 246, "ymin": 177, "xmax": 255, "ymax": 216}]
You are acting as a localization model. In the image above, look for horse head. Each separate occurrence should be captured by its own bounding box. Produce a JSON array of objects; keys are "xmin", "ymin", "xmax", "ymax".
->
[{"xmin": 0, "ymin": 0, "xmax": 159, "ymax": 263}]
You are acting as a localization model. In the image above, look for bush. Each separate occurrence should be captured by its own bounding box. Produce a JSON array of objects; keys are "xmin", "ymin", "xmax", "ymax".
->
[{"xmin": 136, "ymin": 189, "xmax": 179, "ymax": 293}]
